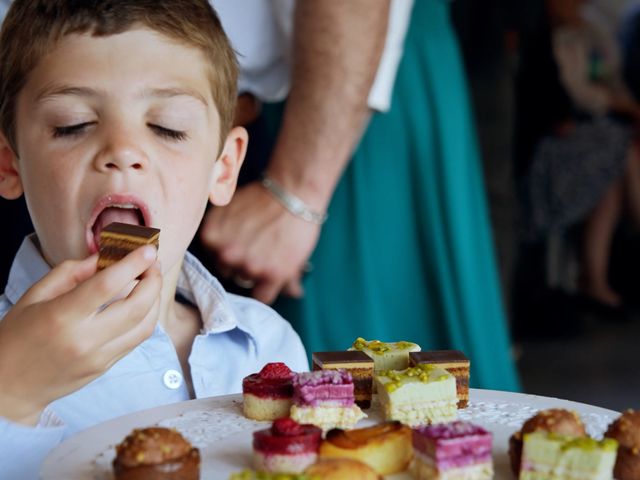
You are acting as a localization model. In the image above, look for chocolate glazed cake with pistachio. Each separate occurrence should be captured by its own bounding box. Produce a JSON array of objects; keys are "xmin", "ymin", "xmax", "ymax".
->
[
  {"xmin": 312, "ymin": 351, "xmax": 374, "ymax": 409},
  {"xmin": 98, "ymin": 222, "xmax": 160, "ymax": 270}
]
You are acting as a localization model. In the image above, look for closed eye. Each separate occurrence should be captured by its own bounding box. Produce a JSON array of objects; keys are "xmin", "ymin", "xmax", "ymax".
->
[
  {"xmin": 148, "ymin": 124, "xmax": 188, "ymax": 141},
  {"xmin": 52, "ymin": 122, "xmax": 94, "ymax": 138}
]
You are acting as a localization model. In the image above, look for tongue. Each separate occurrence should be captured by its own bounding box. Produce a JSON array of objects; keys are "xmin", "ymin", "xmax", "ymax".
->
[{"xmin": 93, "ymin": 207, "xmax": 142, "ymax": 246}]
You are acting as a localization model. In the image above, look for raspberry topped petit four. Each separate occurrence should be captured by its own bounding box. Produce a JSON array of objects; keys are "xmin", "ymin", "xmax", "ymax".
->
[
  {"xmin": 411, "ymin": 421, "xmax": 493, "ymax": 480},
  {"xmin": 375, "ymin": 364, "xmax": 458, "ymax": 427},
  {"xmin": 243, "ymin": 362, "xmax": 294, "ymax": 421},
  {"xmin": 289, "ymin": 370, "xmax": 366, "ymax": 431},
  {"xmin": 253, "ymin": 417, "xmax": 322, "ymax": 474}
]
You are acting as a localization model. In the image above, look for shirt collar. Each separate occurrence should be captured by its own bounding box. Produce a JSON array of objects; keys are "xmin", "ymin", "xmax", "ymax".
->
[{"xmin": 5, "ymin": 235, "xmax": 238, "ymax": 334}]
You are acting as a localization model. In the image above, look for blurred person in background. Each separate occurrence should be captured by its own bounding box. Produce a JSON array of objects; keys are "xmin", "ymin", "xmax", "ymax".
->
[
  {"xmin": 201, "ymin": 0, "xmax": 520, "ymax": 391},
  {"xmin": 517, "ymin": 0, "xmax": 640, "ymax": 312}
]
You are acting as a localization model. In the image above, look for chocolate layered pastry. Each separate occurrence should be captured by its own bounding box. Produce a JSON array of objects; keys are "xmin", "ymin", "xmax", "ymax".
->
[
  {"xmin": 320, "ymin": 421, "xmax": 412, "ymax": 475},
  {"xmin": 98, "ymin": 222, "xmax": 160, "ymax": 270},
  {"xmin": 312, "ymin": 351, "xmax": 373, "ymax": 409},
  {"xmin": 253, "ymin": 417, "xmax": 322, "ymax": 474},
  {"xmin": 409, "ymin": 350, "xmax": 470, "ymax": 408},
  {"xmin": 605, "ymin": 409, "xmax": 640, "ymax": 480},
  {"xmin": 411, "ymin": 421, "xmax": 493, "ymax": 480},
  {"xmin": 243, "ymin": 362, "xmax": 294, "ymax": 421},
  {"xmin": 508, "ymin": 408, "xmax": 587, "ymax": 476},
  {"xmin": 112, "ymin": 427, "xmax": 199, "ymax": 480},
  {"xmin": 289, "ymin": 370, "xmax": 366, "ymax": 431}
]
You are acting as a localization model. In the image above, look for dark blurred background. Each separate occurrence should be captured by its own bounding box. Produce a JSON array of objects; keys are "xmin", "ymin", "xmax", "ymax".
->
[{"xmin": 451, "ymin": 0, "xmax": 640, "ymax": 410}]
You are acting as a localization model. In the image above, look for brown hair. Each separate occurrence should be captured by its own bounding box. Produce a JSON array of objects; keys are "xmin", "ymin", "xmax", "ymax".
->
[{"xmin": 0, "ymin": 0, "xmax": 238, "ymax": 152}]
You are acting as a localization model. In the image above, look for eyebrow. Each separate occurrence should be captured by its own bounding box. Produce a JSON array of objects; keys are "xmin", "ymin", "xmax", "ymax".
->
[
  {"xmin": 36, "ymin": 85, "xmax": 209, "ymax": 107},
  {"xmin": 36, "ymin": 85, "xmax": 99, "ymax": 103}
]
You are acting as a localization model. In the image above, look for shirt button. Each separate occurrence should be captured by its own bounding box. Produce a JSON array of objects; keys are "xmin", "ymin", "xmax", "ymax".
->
[{"xmin": 163, "ymin": 369, "xmax": 183, "ymax": 390}]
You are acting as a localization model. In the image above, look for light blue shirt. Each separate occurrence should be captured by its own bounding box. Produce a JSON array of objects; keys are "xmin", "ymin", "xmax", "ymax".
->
[{"xmin": 0, "ymin": 236, "xmax": 308, "ymax": 479}]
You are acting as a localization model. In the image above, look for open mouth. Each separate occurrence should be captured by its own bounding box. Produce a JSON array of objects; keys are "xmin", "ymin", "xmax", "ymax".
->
[{"xmin": 87, "ymin": 195, "xmax": 151, "ymax": 253}]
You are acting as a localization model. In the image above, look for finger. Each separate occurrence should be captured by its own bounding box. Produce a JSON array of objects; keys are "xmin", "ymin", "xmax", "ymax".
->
[
  {"xmin": 93, "ymin": 262, "xmax": 162, "ymax": 344},
  {"xmin": 57, "ymin": 245, "xmax": 158, "ymax": 318},
  {"xmin": 22, "ymin": 254, "xmax": 98, "ymax": 305},
  {"xmin": 282, "ymin": 278, "xmax": 304, "ymax": 298},
  {"xmin": 252, "ymin": 278, "xmax": 286, "ymax": 305},
  {"xmin": 98, "ymin": 283, "xmax": 162, "ymax": 367}
]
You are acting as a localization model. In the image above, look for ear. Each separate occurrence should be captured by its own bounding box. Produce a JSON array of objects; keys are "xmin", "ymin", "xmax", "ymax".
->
[
  {"xmin": 208, "ymin": 126, "xmax": 248, "ymax": 206},
  {"xmin": 0, "ymin": 132, "xmax": 22, "ymax": 200}
]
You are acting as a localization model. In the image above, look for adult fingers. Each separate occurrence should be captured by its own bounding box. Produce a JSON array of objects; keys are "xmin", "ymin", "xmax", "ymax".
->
[
  {"xmin": 20, "ymin": 254, "xmax": 98, "ymax": 305},
  {"xmin": 252, "ymin": 277, "xmax": 286, "ymax": 305},
  {"xmin": 282, "ymin": 278, "xmax": 304, "ymax": 299},
  {"xmin": 56, "ymin": 245, "xmax": 158, "ymax": 318}
]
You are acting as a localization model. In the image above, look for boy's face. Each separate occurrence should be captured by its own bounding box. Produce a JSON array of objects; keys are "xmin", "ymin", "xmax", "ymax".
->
[{"xmin": 3, "ymin": 29, "xmax": 245, "ymax": 270}]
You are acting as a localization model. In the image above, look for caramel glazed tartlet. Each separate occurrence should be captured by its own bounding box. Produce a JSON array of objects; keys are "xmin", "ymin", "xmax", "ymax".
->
[
  {"xmin": 508, "ymin": 408, "xmax": 586, "ymax": 476},
  {"xmin": 113, "ymin": 427, "xmax": 200, "ymax": 480},
  {"xmin": 605, "ymin": 409, "xmax": 640, "ymax": 480}
]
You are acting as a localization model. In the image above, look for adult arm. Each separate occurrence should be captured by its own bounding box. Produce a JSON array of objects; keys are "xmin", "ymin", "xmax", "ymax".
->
[{"xmin": 202, "ymin": 0, "xmax": 390, "ymax": 303}]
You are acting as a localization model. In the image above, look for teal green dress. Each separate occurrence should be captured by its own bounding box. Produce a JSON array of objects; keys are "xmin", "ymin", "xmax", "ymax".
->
[{"xmin": 271, "ymin": 0, "xmax": 520, "ymax": 391}]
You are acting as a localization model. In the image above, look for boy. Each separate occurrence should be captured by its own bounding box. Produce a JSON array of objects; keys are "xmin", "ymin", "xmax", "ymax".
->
[{"xmin": 0, "ymin": 1, "xmax": 307, "ymax": 478}]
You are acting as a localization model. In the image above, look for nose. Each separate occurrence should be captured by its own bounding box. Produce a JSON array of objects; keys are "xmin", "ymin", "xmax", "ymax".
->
[{"xmin": 93, "ymin": 127, "xmax": 149, "ymax": 173}]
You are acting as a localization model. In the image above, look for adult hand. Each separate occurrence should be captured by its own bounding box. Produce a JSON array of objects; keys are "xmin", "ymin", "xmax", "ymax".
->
[
  {"xmin": 0, "ymin": 245, "xmax": 161, "ymax": 425},
  {"xmin": 200, "ymin": 181, "xmax": 321, "ymax": 304}
]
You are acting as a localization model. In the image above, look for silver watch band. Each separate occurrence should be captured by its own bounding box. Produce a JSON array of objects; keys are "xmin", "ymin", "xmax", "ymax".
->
[{"xmin": 260, "ymin": 174, "xmax": 328, "ymax": 225}]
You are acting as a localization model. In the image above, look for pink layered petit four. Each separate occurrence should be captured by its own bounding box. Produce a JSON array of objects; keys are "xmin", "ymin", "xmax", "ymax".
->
[
  {"xmin": 253, "ymin": 417, "xmax": 322, "ymax": 474},
  {"xmin": 411, "ymin": 421, "xmax": 493, "ymax": 480},
  {"xmin": 243, "ymin": 363, "xmax": 294, "ymax": 421},
  {"xmin": 289, "ymin": 370, "xmax": 366, "ymax": 431}
]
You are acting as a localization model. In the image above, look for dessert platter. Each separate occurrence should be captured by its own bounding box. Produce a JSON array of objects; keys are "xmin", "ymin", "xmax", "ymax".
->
[
  {"xmin": 42, "ymin": 339, "xmax": 636, "ymax": 479},
  {"xmin": 42, "ymin": 389, "xmax": 619, "ymax": 479}
]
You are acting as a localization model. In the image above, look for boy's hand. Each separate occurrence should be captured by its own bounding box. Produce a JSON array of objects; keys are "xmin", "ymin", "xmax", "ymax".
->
[{"xmin": 0, "ymin": 245, "xmax": 161, "ymax": 425}]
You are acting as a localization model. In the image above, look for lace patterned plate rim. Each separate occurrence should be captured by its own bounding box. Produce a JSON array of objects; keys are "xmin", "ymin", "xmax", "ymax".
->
[{"xmin": 41, "ymin": 389, "xmax": 619, "ymax": 480}]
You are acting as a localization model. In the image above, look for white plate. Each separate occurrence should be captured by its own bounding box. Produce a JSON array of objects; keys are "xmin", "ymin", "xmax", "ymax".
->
[{"xmin": 42, "ymin": 389, "xmax": 619, "ymax": 479}]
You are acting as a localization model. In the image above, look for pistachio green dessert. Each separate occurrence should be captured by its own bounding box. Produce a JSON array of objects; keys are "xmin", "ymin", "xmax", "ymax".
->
[
  {"xmin": 520, "ymin": 431, "xmax": 618, "ymax": 479},
  {"xmin": 349, "ymin": 337, "xmax": 421, "ymax": 372},
  {"xmin": 375, "ymin": 364, "xmax": 457, "ymax": 427}
]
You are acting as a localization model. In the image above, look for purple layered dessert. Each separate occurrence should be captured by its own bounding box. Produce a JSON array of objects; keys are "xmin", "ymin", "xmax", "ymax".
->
[
  {"xmin": 411, "ymin": 421, "xmax": 493, "ymax": 480},
  {"xmin": 293, "ymin": 370, "xmax": 355, "ymax": 407},
  {"xmin": 289, "ymin": 370, "xmax": 365, "ymax": 431}
]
